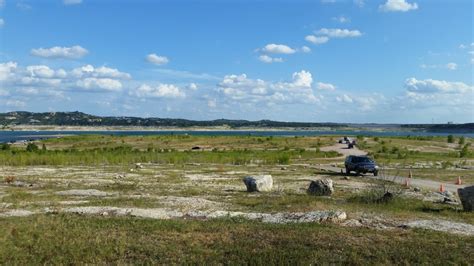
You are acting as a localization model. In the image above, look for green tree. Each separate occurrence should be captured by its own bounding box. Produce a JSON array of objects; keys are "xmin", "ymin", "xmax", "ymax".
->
[
  {"xmin": 458, "ymin": 136, "xmax": 465, "ymax": 145},
  {"xmin": 460, "ymin": 143, "xmax": 470, "ymax": 158}
]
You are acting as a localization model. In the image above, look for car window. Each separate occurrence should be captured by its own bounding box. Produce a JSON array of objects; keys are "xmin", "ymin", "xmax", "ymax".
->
[{"xmin": 352, "ymin": 157, "xmax": 372, "ymax": 163}]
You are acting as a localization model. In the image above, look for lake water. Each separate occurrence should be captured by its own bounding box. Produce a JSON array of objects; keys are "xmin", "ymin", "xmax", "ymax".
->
[{"xmin": 1, "ymin": 130, "xmax": 473, "ymax": 143}]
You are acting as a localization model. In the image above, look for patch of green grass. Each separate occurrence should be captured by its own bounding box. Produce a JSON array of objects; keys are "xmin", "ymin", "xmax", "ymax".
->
[{"xmin": 0, "ymin": 214, "xmax": 472, "ymax": 264}]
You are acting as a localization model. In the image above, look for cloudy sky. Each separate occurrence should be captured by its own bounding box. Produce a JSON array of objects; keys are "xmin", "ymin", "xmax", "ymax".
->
[{"xmin": 0, "ymin": 0, "xmax": 472, "ymax": 123}]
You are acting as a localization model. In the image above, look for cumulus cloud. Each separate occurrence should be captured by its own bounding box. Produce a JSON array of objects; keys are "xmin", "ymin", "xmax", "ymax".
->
[
  {"xmin": 260, "ymin": 44, "xmax": 296, "ymax": 54},
  {"xmin": 300, "ymin": 46, "xmax": 311, "ymax": 53},
  {"xmin": 316, "ymin": 28, "xmax": 362, "ymax": 38},
  {"xmin": 305, "ymin": 35, "xmax": 329, "ymax": 45},
  {"xmin": 146, "ymin": 53, "xmax": 169, "ymax": 65},
  {"xmin": 0, "ymin": 61, "xmax": 18, "ymax": 81},
  {"xmin": 379, "ymin": 0, "xmax": 418, "ymax": 12},
  {"xmin": 317, "ymin": 82, "xmax": 336, "ymax": 91},
  {"xmin": 71, "ymin": 65, "xmax": 131, "ymax": 79},
  {"xmin": 31, "ymin": 45, "xmax": 89, "ymax": 59},
  {"xmin": 336, "ymin": 94, "xmax": 353, "ymax": 103},
  {"xmin": 76, "ymin": 78, "xmax": 122, "ymax": 91},
  {"xmin": 0, "ymin": 61, "xmax": 131, "ymax": 94},
  {"xmin": 131, "ymin": 84, "xmax": 185, "ymax": 98},
  {"xmin": 217, "ymin": 70, "xmax": 319, "ymax": 105},
  {"xmin": 0, "ymin": 18, "xmax": 4, "ymax": 28},
  {"xmin": 63, "ymin": 0, "xmax": 82, "ymax": 5},
  {"xmin": 405, "ymin": 78, "xmax": 473, "ymax": 94},
  {"xmin": 258, "ymin": 55, "xmax": 284, "ymax": 63},
  {"xmin": 189, "ymin": 83, "xmax": 198, "ymax": 90}
]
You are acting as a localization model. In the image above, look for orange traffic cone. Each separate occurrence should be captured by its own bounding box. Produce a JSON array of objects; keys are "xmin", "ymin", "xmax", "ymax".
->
[
  {"xmin": 455, "ymin": 176, "xmax": 462, "ymax": 185},
  {"xmin": 439, "ymin": 184, "xmax": 445, "ymax": 192},
  {"xmin": 408, "ymin": 170, "xmax": 412, "ymax": 179}
]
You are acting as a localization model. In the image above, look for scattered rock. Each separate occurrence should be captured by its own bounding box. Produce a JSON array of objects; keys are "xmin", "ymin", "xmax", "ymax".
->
[
  {"xmin": 64, "ymin": 206, "xmax": 346, "ymax": 224},
  {"xmin": 458, "ymin": 185, "xmax": 474, "ymax": 212},
  {"xmin": 307, "ymin": 179, "xmax": 334, "ymax": 196},
  {"xmin": 0, "ymin": 209, "xmax": 35, "ymax": 217},
  {"xmin": 55, "ymin": 189, "xmax": 114, "ymax": 197},
  {"xmin": 413, "ymin": 187, "xmax": 421, "ymax": 192},
  {"xmin": 243, "ymin": 175, "xmax": 273, "ymax": 192},
  {"xmin": 424, "ymin": 191, "xmax": 459, "ymax": 205},
  {"xmin": 280, "ymin": 167, "xmax": 287, "ymax": 170},
  {"xmin": 135, "ymin": 163, "xmax": 143, "ymax": 169},
  {"xmin": 342, "ymin": 176, "xmax": 350, "ymax": 180},
  {"xmin": 403, "ymin": 220, "xmax": 474, "ymax": 236}
]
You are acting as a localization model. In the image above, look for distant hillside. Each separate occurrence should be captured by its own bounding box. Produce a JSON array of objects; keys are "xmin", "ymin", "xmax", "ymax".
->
[
  {"xmin": 1, "ymin": 111, "xmax": 472, "ymax": 132},
  {"xmin": 0, "ymin": 111, "xmax": 345, "ymax": 128}
]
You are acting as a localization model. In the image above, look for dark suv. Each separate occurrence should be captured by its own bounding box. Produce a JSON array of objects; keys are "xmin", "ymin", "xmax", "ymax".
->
[{"xmin": 344, "ymin": 155, "xmax": 379, "ymax": 176}]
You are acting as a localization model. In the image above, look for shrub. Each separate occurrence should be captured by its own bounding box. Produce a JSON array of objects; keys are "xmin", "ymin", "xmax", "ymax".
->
[
  {"xmin": 447, "ymin": 135, "xmax": 454, "ymax": 143},
  {"xmin": 26, "ymin": 143, "xmax": 39, "ymax": 152},
  {"xmin": 458, "ymin": 136, "xmax": 465, "ymax": 145}
]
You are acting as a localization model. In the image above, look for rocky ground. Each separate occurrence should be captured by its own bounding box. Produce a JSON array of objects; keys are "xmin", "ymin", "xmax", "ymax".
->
[{"xmin": 1, "ymin": 162, "xmax": 473, "ymax": 236}]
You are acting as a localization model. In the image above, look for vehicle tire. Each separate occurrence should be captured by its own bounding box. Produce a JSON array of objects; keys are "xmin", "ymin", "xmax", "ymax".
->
[
  {"xmin": 374, "ymin": 171, "xmax": 378, "ymax": 176},
  {"xmin": 345, "ymin": 167, "xmax": 350, "ymax": 174}
]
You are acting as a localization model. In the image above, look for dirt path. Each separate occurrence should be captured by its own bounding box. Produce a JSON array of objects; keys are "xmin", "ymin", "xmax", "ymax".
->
[{"xmin": 320, "ymin": 143, "xmax": 367, "ymax": 157}]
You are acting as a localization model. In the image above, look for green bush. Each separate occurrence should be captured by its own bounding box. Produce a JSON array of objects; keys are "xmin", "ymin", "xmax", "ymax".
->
[
  {"xmin": 26, "ymin": 143, "xmax": 39, "ymax": 152},
  {"xmin": 447, "ymin": 135, "xmax": 454, "ymax": 143}
]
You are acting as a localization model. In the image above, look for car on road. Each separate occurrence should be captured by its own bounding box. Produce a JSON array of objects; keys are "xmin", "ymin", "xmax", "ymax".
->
[{"xmin": 344, "ymin": 155, "xmax": 379, "ymax": 176}]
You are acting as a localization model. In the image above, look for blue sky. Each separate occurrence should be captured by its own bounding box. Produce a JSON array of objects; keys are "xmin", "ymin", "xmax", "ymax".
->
[{"xmin": 0, "ymin": 0, "xmax": 472, "ymax": 123}]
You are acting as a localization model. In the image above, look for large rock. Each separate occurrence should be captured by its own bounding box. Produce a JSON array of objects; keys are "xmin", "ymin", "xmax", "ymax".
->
[
  {"xmin": 243, "ymin": 175, "xmax": 273, "ymax": 192},
  {"xmin": 307, "ymin": 179, "xmax": 334, "ymax": 196},
  {"xmin": 458, "ymin": 185, "xmax": 474, "ymax": 212}
]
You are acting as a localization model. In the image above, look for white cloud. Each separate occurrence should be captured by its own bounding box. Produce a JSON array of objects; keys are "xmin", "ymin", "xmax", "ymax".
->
[
  {"xmin": 379, "ymin": 0, "xmax": 418, "ymax": 12},
  {"xmin": 292, "ymin": 70, "xmax": 312, "ymax": 87},
  {"xmin": 63, "ymin": 0, "xmax": 82, "ymax": 5},
  {"xmin": 0, "ymin": 88, "xmax": 9, "ymax": 96},
  {"xmin": 189, "ymin": 83, "xmax": 198, "ymax": 90},
  {"xmin": 0, "ymin": 18, "xmax": 4, "ymax": 28},
  {"xmin": 208, "ymin": 99, "xmax": 217, "ymax": 108},
  {"xmin": 332, "ymin": 15, "xmax": 350, "ymax": 23},
  {"xmin": 258, "ymin": 55, "xmax": 284, "ymax": 63},
  {"xmin": 76, "ymin": 78, "xmax": 122, "ymax": 91},
  {"xmin": 305, "ymin": 35, "xmax": 329, "ymax": 44},
  {"xmin": 0, "ymin": 61, "xmax": 130, "ymax": 93},
  {"xmin": 405, "ymin": 78, "xmax": 473, "ymax": 94},
  {"xmin": 6, "ymin": 100, "xmax": 26, "ymax": 108},
  {"xmin": 316, "ymin": 28, "xmax": 362, "ymax": 38},
  {"xmin": 301, "ymin": 46, "xmax": 311, "ymax": 53},
  {"xmin": 317, "ymin": 82, "xmax": 336, "ymax": 91},
  {"xmin": 260, "ymin": 44, "xmax": 296, "ymax": 54},
  {"xmin": 146, "ymin": 53, "xmax": 169, "ymax": 65},
  {"xmin": 0, "ymin": 62, "xmax": 17, "ymax": 81},
  {"xmin": 321, "ymin": 0, "xmax": 336, "ymax": 3},
  {"xmin": 0, "ymin": 0, "xmax": 4, "ymax": 8},
  {"xmin": 131, "ymin": 84, "xmax": 185, "ymax": 98},
  {"xmin": 71, "ymin": 65, "xmax": 131, "ymax": 79},
  {"xmin": 336, "ymin": 94, "xmax": 353, "ymax": 103},
  {"xmin": 217, "ymin": 70, "xmax": 319, "ymax": 105},
  {"xmin": 31, "ymin": 45, "xmax": 88, "ymax": 59},
  {"xmin": 446, "ymin": 63, "xmax": 457, "ymax": 70},
  {"xmin": 420, "ymin": 63, "xmax": 458, "ymax": 71}
]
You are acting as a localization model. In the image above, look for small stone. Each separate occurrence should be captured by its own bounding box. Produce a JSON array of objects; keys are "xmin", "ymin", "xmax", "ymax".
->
[
  {"xmin": 414, "ymin": 187, "xmax": 421, "ymax": 192},
  {"xmin": 243, "ymin": 175, "xmax": 273, "ymax": 192}
]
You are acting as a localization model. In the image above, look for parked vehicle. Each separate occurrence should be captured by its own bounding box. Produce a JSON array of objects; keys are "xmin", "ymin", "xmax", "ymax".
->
[{"xmin": 344, "ymin": 155, "xmax": 379, "ymax": 176}]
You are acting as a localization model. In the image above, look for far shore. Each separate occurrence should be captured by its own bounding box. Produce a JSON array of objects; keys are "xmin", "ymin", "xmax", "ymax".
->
[{"xmin": 1, "ymin": 125, "xmax": 415, "ymax": 133}]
